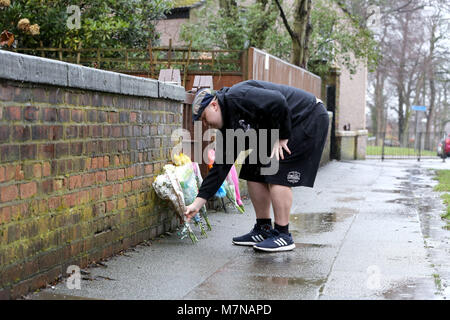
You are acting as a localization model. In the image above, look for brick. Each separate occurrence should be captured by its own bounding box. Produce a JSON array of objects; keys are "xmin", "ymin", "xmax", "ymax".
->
[
  {"xmin": 144, "ymin": 164, "xmax": 153, "ymax": 175},
  {"xmin": 119, "ymin": 112, "xmax": 129, "ymax": 123},
  {"xmin": 93, "ymin": 202, "xmax": 106, "ymax": 216},
  {"xmin": 0, "ymin": 206, "xmax": 11, "ymax": 225},
  {"xmin": 65, "ymin": 126, "xmax": 78, "ymax": 139},
  {"xmin": 98, "ymin": 111, "xmax": 108, "ymax": 123},
  {"xmin": 96, "ymin": 171, "xmax": 106, "ymax": 183},
  {"xmin": 71, "ymin": 109, "xmax": 83, "ymax": 123},
  {"xmin": 130, "ymin": 112, "xmax": 137, "ymax": 123},
  {"xmin": 96, "ymin": 157, "xmax": 104, "ymax": 169},
  {"xmin": 106, "ymin": 199, "xmax": 116, "ymax": 212},
  {"xmin": 0, "ymin": 125, "xmax": 10, "ymax": 142},
  {"xmin": 87, "ymin": 110, "xmax": 97, "ymax": 122},
  {"xmin": 104, "ymin": 156, "xmax": 110, "ymax": 168},
  {"xmin": 0, "ymin": 185, "xmax": 18, "ymax": 202},
  {"xmin": 123, "ymin": 181, "xmax": 131, "ymax": 193},
  {"xmin": 48, "ymin": 196, "xmax": 62, "ymax": 210},
  {"xmin": 42, "ymin": 108, "xmax": 57, "ymax": 122},
  {"xmin": 132, "ymin": 179, "xmax": 142, "ymax": 191},
  {"xmin": 4, "ymin": 165, "xmax": 15, "ymax": 181},
  {"xmin": 24, "ymin": 106, "xmax": 39, "ymax": 122},
  {"xmin": 33, "ymin": 164, "xmax": 42, "ymax": 178},
  {"xmin": 49, "ymin": 126, "xmax": 64, "ymax": 141},
  {"xmin": 5, "ymin": 106, "xmax": 21, "ymax": 120},
  {"xmin": 108, "ymin": 112, "xmax": 119, "ymax": 123},
  {"xmin": 20, "ymin": 182, "xmax": 37, "ymax": 199},
  {"xmin": 37, "ymin": 144, "xmax": 55, "ymax": 160},
  {"xmin": 32, "ymin": 125, "xmax": 49, "ymax": 140},
  {"xmin": 112, "ymin": 126, "xmax": 121, "ymax": 137},
  {"xmin": 20, "ymin": 144, "xmax": 37, "ymax": 160},
  {"xmin": 15, "ymin": 165, "xmax": 24, "ymax": 181},
  {"xmin": 102, "ymin": 185, "xmax": 114, "ymax": 198},
  {"xmin": 57, "ymin": 108, "xmax": 70, "ymax": 122},
  {"xmin": 91, "ymin": 157, "xmax": 98, "ymax": 169},
  {"xmin": 81, "ymin": 173, "xmax": 95, "ymax": 187},
  {"xmin": 55, "ymin": 143, "xmax": 69, "ymax": 158},
  {"xmin": 41, "ymin": 179, "xmax": 53, "ymax": 194},
  {"xmin": 117, "ymin": 198, "xmax": 127, "ymax": 210},
  {"xmin": 42, "ymin": 162, "xmax": 51, "ymax": 177},
  {"xmin": 79, "ymin": 126, "xmax": 89, "ymax": 138},
  {"xmin": 0, "ymin": 166, "xmax": 5, "ymax": 182},
  {"xmin": 53, "ymin": 179, "xmax": 64, "ymax": 192},
  {"xmin": 63, "ymin": 193, "xmax": 77, "ymax": 208},
  {"xmin": 71, "ymin": 142, "xmax": 83, "ymax": 156},
  {"xmin": 69, "ymin": 175, "xmax": 82, "ymax": 190},
  {"xmin": 107, "ymin": 169, "xmax": 118, "ymax": 181},
  {"xmin": 12, "ymin": 125, "xmax": 31, "ymax": 142},
  {"xmin": 117, "ymin": 169, "xmax": 125, "ymax": 180}
]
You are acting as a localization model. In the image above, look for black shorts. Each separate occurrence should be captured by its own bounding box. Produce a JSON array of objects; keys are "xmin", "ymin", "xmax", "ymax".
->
[{"xmin": 239, "ymin": 102, "xmax": 329, "ymax": 188}]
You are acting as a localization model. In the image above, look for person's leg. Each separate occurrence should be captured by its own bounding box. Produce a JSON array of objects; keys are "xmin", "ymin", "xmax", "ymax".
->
[
  {"xmin": 247, "ymin": 181, "xmax": 271, "ymax": 220},
  {"xmin": 268, "ymin": 184, "xmax": 292, "ymax": 230},
  {"xmin": 253, "ymin": 183, "xmax": 295, "ymax": 252},
  {"xmin": 232, "ymin": 181, "xmax": 272, "ymax": 246}
]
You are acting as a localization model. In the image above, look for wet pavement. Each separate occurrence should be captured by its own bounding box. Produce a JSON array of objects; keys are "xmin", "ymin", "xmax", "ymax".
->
[{"xmin": 28, "ymin": 159, "xmax": 450, "ymax": 300}]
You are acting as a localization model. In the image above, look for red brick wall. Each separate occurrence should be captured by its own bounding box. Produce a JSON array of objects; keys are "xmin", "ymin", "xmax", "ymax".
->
[{"xmin": 0, "ymin": 79, "xmax": 182, "ymax": 299}]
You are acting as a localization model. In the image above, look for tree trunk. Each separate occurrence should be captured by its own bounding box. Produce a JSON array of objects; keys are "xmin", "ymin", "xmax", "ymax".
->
[
  {"xmin": 291, "ymin": 0, "xmax": 312, "ymax": 68},
  {"xmin": 218, "ymin": 0, "xmax": 241, "ymax": 49},
  {"xmin": 425, "ymin": 22, "xmax": 437, "ymax": 151},
  {"xmin": 274, "ymin": 0, "xmax": 312, "ymax": 69}
]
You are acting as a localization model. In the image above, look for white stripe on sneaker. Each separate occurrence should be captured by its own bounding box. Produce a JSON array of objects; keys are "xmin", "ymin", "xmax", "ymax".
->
[
  {"xmin": 252, "ymin": 236, "xmax": 257, "ymax": 242},
  {"xmin": 257, "ymin": 235, "xmax": 264, "ymax": 241},
  {"xmin": 274, "ymin": 239, "xmax": 282, "ymax": 246},
  {"xmin": 280, "ymin": 238, "xmax": 287, "ymax": 245}
]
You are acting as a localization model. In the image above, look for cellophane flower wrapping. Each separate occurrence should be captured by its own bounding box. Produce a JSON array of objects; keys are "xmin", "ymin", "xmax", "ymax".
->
[{"xmin": 152, "ymin": 164, "xmax": 199, "ymax": 243}]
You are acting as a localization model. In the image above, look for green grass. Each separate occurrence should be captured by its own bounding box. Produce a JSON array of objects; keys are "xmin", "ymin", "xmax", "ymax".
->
[
  {"xmin": 433, "ymin": 170, "xmax": 450, "ymax": 224},
  {"xmin": 367, "ymin": 146, "xmax": 436, "ymax": 156}
]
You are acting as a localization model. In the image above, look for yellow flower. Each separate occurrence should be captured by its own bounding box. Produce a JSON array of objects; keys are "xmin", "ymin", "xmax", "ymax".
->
[
  {"xmin": 18, "ymin": 18, "xmax": 31, "ymax": 32},
  {"xmin": 29, "ymin": 24, "xmax": 40, "ymax": 36},
  {"xmin": 0, "ymin": 0, "xmax": 11, "ymax": 8}
]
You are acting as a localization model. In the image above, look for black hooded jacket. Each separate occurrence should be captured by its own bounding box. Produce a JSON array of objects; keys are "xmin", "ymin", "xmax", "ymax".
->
[{"xmin": 196, "ymin": 80, "xmax": 320, "ymax": 201}]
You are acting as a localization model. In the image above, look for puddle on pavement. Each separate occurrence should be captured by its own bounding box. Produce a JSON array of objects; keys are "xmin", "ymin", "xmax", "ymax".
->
[
  {"xmin": 294, "ymin": 243, "xmax": 330, "ymax": 249},
  {"xmin": 289, "ymin": 209, "xmax": 355, "ymax": 235},
  {"xmin": 381, "ymin": 278, "xmax": 438, "ymax": 300},
  {"xmin": 372, "ymin": 189, "xmax": 403, "ymax": 194},
  {"xmin": 385, "ymin": 198, "xmax": 415, "ymax": 205},
  {"xmin": 252, "ymin": 276, "xmax": 326, "ymax": 288},
  {"xmin": 336, "ymin": 197, "xmax": 366, "ymax": 203},
  {"xmin": 29, "ymin": 291, "xmax": 100, "ymax": 300}
]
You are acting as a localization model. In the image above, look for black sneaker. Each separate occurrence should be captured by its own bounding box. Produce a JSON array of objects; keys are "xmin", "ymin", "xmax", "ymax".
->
[
  {"xmin": 253, "ymin": 229, "xmax": 296, "ymax": 252},
  {"xmin": 232, "ymin": 224, "xmax": 273, "ymax": 246}
]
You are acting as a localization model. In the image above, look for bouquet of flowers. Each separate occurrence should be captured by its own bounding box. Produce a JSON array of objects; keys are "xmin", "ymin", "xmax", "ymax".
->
[
  {"xmin": 152, "ymin": 164, "xmax": 199, "ymax": 243},
  {"xmin": 208, "ymin": 149, "xmax": 245, "ymax": 214}
]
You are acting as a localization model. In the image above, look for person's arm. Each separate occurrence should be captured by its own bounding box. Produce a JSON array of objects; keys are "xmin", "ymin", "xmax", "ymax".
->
[
  {"xmin": 185, "ymin": 130, "xmax": 236, "ymax": 220},
  {"xmin": 245, "ymin": 87, "xmax": 292, "ymax": 140}
]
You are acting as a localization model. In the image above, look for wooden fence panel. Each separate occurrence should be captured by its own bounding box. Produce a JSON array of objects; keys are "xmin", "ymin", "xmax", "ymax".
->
[{"xmin": 248, "ymin": 47, "xmax": 322, "ymax": 97}]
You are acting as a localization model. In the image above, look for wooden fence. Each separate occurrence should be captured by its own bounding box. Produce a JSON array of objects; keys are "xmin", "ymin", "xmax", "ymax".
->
[
  {"xmin": 8, "ymin": 42, "xmax": 244, "ymax": 87},
  {"xmin": 248, "ymin": 47, "xmax": 322, "ymax": 98}
]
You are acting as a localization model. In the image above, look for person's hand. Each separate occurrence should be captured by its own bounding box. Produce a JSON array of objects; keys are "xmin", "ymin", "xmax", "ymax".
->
[
  {"xmin": 184, "ymin": 197, "xmax": 207, "ymax": 222},
  {"xmin": 270, "ymin": 139, "xmax": 291, "ymax": 160}
]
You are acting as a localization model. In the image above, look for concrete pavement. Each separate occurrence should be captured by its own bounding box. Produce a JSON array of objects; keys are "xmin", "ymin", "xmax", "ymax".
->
[{"xmin": 28, "ymin": 159, "xmax": 450, "ymax": 300}]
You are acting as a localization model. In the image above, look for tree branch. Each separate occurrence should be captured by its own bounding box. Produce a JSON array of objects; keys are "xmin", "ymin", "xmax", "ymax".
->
[{"xmin": 273, "ymin": 0, "xmax": 300, "ymax": 44}]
